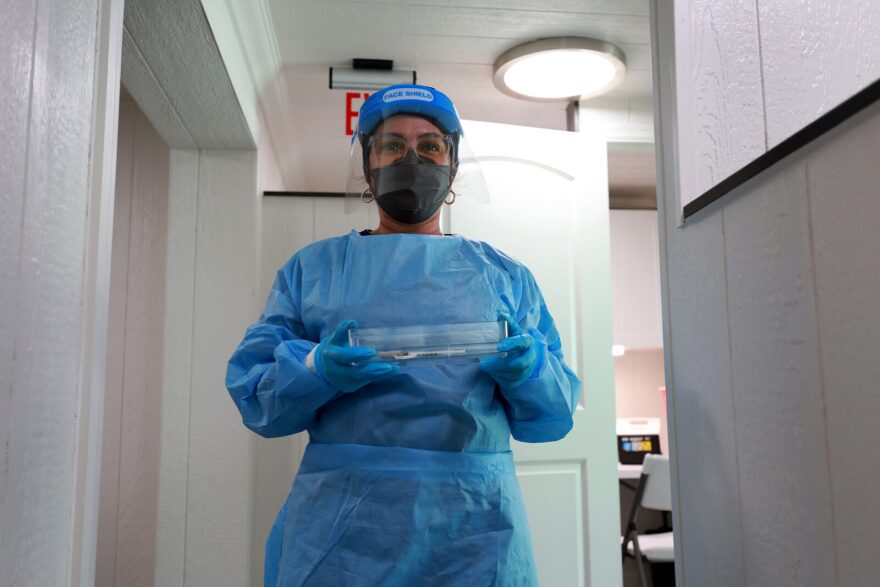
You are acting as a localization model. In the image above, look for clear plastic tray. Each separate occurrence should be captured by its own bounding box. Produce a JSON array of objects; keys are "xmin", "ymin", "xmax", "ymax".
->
[{"xmin": 348, "ymin": 320, "xmax": 508, "ymax": 363}]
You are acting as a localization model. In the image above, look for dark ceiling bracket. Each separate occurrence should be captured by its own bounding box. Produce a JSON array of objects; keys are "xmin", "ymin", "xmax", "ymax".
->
[{"xmin": 263, "ymin": 191, "xmax": 346, "ymax": 198}]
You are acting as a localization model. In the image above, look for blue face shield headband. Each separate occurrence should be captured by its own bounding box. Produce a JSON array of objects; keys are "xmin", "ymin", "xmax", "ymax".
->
[{"xmin": 357, "ymin": 85, "xmax": 463, "ymax": 140}]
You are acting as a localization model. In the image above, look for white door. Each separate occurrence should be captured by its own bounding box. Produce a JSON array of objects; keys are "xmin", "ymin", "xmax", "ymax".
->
[{"xmin": 451, "ymin": 120, "xmax": 620, "ymax": 587}]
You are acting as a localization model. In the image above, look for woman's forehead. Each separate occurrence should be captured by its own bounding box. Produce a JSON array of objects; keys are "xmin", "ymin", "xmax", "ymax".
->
[{"xmin": 373, "ymin": 115, "xmax": 442, "ymax": 136}]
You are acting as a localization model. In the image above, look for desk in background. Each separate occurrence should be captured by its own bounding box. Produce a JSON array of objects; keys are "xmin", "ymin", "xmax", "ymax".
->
[{"xmin": 618, "ymin": 463, "xmax": 642, "ymax": 480}]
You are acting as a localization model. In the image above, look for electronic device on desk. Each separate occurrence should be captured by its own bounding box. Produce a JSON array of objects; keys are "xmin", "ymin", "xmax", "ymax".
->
[{"xmin": 617, "ymin": 417, "xmax": 662, "ymax": 465}]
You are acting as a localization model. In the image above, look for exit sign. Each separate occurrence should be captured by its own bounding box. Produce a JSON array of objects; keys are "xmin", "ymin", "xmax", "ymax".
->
[{"xmin": 345, "ymin": 92, "xmax": 371, "ymax": 136}]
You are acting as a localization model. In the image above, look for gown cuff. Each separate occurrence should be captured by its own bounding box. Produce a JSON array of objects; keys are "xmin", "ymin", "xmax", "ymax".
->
[
  {"xmin": 305, "ymin": 345, "xmax": 318, "ymax": 373},
  {"xmin": 525, "ymin": 327, "xmax": 548, "ymax": 382}
]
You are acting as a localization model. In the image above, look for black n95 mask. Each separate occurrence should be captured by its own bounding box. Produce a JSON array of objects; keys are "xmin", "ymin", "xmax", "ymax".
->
[{"xmin": 370, "ymin": 150, "xmax": 452, "ymax": 224}]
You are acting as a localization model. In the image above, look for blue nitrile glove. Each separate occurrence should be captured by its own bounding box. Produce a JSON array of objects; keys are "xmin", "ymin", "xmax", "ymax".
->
[
  {"xmin": 314, "ymin": 320, "xmax": 399, "ymax": 393},
  {"xmin": 479, "ymin": 315, "xmax": 543, "ymax": 390}
]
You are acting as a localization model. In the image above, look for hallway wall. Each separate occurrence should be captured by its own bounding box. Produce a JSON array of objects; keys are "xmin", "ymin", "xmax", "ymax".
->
[
  {"xmin": 96, "ymin": 94, "xmax": 169, "ymax": 587},
  {"xmin": 154, "ymin": 149, "xmax": 259, "ymax": 587},
  {"xmin": 654, "ymin": 1, "xmax": 880, "ymax": 585}
]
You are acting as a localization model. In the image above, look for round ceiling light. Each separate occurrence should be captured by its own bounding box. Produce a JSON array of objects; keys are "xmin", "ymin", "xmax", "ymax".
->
[{"xmin": 493, "ymin": 37, "xmax": 627, "ymax": 101}]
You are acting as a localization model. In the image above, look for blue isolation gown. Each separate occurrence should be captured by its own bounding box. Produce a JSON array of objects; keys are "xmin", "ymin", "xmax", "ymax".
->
[{"xmin": 226, "ymin": 230, "xmax": 581, "ymax": 586}]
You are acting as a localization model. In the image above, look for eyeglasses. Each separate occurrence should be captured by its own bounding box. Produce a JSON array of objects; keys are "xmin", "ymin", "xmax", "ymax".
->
[{"xmin": 368, "ymin": 133, "xmax": 453, "ymax": 165}]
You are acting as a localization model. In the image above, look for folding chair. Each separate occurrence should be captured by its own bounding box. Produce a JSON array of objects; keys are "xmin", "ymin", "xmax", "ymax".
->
[{"xmin": 621, "ymin": 454, "xmax": 675, "ymax": 587}]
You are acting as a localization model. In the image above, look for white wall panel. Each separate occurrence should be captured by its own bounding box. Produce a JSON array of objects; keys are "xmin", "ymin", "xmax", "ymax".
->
[
  {"xmin": 185, "ymin": 151, "xmax": 258, "ymax": 586},
  {"xmin": 660, "ymin": 99, "xmax": 880, "ymax": 587},
  {"xmin": 259, "ymin": 121, "xmax": 286, "ymax": 193},
  {"xmin": 156, "ymin": 151, "xmax": 261, "ymax": 587},
  {"xmin": 260, "ymin": 197, "xmax": 316, "ymax": 290},
  {"xmin": 609, "ymin": 210, "xmax": 663, "ymax": 349},
  {"xmin": 677, "ymin": 0, "xmax": 879, "ymax": 208},
  {"xmin": 685, "ymin": 0, "xmax": 766, "ymax": 200},
  {"xmin": 723, "ymin": 165, "xmax": 835, "ymax": 586},
  {"xmin": 654, "ymin": 1, "xmax": 880, "ymax": 584},
  {"xmin": 0, "ymin": 0, "xmax": 100, "ymax": 584},
  {"xmin": 758, "ymin": 1, "xmax": 880, "ymax": 148},
  {"xmin": 664, "ymin": 213, "xmax": 745, "ymax": 586},
  {"xmin": 807, "ymin": 103, "xmax": 880, "ymax": 586},
  {"xmin": 155, "ymin": 149, "xmax": 200, "ymax": 587},
  {"xmin": 0, "ymin": 2, "xmax": 36, "ymax": 464},
  {"xmin": 314, "ymin": 196, "xmax": 377, "ymax": 238},
  {"xmin": 658, "ymin": 2, "xmax": 880, "ymax": 581}
]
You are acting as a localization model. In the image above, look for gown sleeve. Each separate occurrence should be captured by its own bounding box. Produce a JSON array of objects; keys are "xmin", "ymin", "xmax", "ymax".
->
[
  {"xmin": 225, "ymin": 256, "xmax": 339, "ymax": 438},
  {"xmin": 500, "ymin": 265, "xmax": 583, "ymax": 443}
]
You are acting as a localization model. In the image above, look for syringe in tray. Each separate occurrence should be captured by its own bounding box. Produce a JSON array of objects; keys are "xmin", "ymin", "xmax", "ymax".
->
[{"xmin": 377, "ymin": 348, "xmax": 469, "ymax": 361}]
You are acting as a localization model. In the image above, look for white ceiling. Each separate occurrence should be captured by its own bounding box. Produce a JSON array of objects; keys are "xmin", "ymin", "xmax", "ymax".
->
[
  {"xmin": 263, "ymin": 0, "xmax": 654, "ymax": 193},
  {"xmin": 267, "ymin": 0, "xmax": 652, "ymax": 99}
]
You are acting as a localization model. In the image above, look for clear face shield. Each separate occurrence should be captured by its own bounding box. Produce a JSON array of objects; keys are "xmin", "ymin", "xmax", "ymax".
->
[{"xmin": 344, "ymin": 115, "xmax": 490, "ymax": 222}]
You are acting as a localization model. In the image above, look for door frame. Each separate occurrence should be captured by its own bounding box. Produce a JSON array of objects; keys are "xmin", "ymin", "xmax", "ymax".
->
[
  {"xmin": 73, "ymin": 1, "xmax": 124, "ymax": 584},
  {"xmin": 76, "ymin": 0, "xmax": 260, "ymax": 583}
]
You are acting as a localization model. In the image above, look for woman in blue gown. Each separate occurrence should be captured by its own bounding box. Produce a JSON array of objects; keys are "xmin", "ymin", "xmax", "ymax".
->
[{"xmin": 226, "ymin": 84, "xmax": 581, "ymax": 586}]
